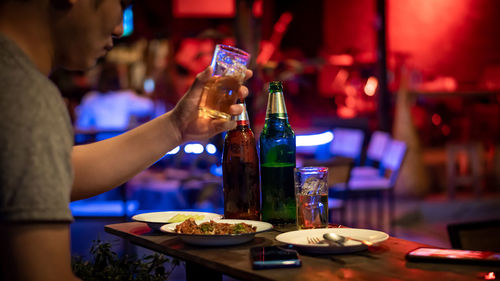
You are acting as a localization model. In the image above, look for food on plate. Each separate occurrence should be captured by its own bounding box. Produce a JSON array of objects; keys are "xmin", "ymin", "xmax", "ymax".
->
[
  {"xmin": 167, "ymin": 214, "xmax": 206, "ymax": 223},
  {"xmin": 175, "ymin": 218, "xmax": 257, "ymax": 235}
]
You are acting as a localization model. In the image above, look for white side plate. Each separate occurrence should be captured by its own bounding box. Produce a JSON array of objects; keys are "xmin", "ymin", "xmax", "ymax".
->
[
  {"xmin": 132, "ymin": 211, "xmax": 222, "ymax": 230},
  {"xmin": 275, "ymin": 228, "xmax": 389, "ymax": 254}
]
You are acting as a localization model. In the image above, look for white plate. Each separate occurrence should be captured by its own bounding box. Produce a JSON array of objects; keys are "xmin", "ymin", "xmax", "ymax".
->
[
  {"xmin": 275, "ymin": 228, "xmax": 389, "ymax": 254},
  {"xmin": 160, "ymin": 219, "xmax": 273, "ymax": 246},
  {"xmin": 132, "ymin": 211, "xmax": 222, "ymax": 230}
]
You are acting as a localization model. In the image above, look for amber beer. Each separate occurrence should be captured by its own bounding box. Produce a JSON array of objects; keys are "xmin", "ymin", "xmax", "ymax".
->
[
  {"xmin": 222, "ymin": 100, "xmax": 261, "ymax": 220},
  {"xmin": 198, "ymin": 44, "xmax": 250, "ymax": 119},
  {"xmin": 199, "ymin": 75, "xmax": 242, "ymax": 120}
]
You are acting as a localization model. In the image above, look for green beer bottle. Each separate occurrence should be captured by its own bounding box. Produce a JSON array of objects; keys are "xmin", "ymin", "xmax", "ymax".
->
[{"xmin": 259, "ymin": 81, "xmax": 296, "ymax": 226}]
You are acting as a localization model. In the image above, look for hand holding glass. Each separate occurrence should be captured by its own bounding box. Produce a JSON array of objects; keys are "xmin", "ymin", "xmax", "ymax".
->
[
  {"xmin": 295, "ymin": 167, "xmax": 329, "ymax": 229},
  {"xmin": 198, "ymin": 44, "xmax": 250, "ymax": 120}
]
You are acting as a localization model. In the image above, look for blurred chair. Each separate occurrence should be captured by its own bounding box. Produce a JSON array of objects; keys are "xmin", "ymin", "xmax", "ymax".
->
[
  {"xmin": 350, "ymin": 131, "xmax": 391, "ymax": 178},
  {"xmin": 447, "ymin": 220, "xmax": 500, "ymax": 251},
  {"xmin": 328, "ymin": 198, "xmax": 346, "ymax": 226},
  {"xmin": 325, "ymin": 158, "xmax": 352, "ymax": 226},
  {"xmin": 329, "ymin": 128, "xmax": 365, "ymax": 165},
  {"xmin": 306, "ymin": 128, "xmax": 363, "ymax": 225},
  {"xmin": 446, "ymin": 142, "xmax": 484, "ymax": 200},
  {"xmin": 331, "ymin": 139, "xmax": 407, "ymax": 233}
]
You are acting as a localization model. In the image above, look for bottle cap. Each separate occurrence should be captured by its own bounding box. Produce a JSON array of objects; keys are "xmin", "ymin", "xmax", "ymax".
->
[
  {"xmin": 233, "ymin": 99, "xmax": 249, "ymax": 124},
  {"xmin": 266, "ymin": 81, "xmax": 287, "ymax": 119},
  {"xmin": 269, "ymin": 81, "xmax": 283, "ymax": 92}
]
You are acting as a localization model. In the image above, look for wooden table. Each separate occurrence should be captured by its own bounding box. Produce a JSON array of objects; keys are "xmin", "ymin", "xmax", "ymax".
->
[{"xmin": 105, "ymin": 222, "xmax": 499, "ymax": 281}]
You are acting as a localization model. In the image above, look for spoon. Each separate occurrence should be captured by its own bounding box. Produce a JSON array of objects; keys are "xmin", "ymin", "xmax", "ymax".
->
[{"xmin": 323, "ymin": 232, "xmax": 374, "ymax": 247}]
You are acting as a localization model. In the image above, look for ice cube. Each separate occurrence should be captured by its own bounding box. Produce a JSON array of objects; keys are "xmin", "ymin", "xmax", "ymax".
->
[
  {"xmin": 223, "ymin": 61, "xmax": 246, "ymax": 79},
  {"xmin": 301, "ymin": 177, "xmax": 320, "ymax": 195}
]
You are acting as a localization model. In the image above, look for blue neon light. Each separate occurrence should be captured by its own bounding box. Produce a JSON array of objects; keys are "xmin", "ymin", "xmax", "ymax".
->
[
  {"xmin": 210, "ymin": 164, "xmax": 223, "ymax": 177},
  {"xmin": 206, "ymin": 144, "xmax": 217, "ymax": 155},
  {"xmin": 184, "ymin": 143, "xmax": 204, "ymax": 154},
  {"xmin": 144, "ymin": 78, "xmax": 155, "ymax": 93},
  {"xmin": 122, "ymin": 6, "xmax": 133, "ymax": 37},
  {"xmin": 296, "ymin": 131, "xmax": 334, "ymax": 147}
]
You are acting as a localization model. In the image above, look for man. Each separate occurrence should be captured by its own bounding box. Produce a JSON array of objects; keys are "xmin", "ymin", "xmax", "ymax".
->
[
  {"xmin": 0, "ymin": 0, "xmax": 251, "ymax": 280},
  {"xmin": 75, "ymin": 62, "xmax": 156, "ymax": 141}
]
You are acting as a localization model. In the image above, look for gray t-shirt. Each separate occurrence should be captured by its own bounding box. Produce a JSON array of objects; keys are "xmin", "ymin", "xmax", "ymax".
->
[{"xmin": 0, "ymin": 33, "xmax": 74, "ymax": 222}]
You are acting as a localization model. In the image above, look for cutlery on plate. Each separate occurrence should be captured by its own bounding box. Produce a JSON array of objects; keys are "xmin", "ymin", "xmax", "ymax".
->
[
  {"xmin": 307, "ymin": 236, "xmax": 342, "ymax": 247},
  {"xmin": 323, "ymin": 233, "xmax": 373, "ymax": 246}
]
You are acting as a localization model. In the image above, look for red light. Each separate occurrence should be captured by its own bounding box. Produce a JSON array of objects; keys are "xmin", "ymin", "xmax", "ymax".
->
[
  {"xmin": 388, "ymin": 0, "xmax": 471, "ymax": 84},
  {"xmin": 443, "ymin": 77, "xmax": 457, "ymax": 91},
  {"xmin": 338, "ymin": 107, "xmax": 356, "ymax": 118},
  {"xmin": 281, "ymin": 12, "xmax": 293, "ymax": 24},
  {"xmin": 256, "ymin": 41, "xmax": 275, "ymax": 64},
  {"xmin": 273, "ymin": 12, "xmax": 293, "ymax": 32},
  {"xmin": 328, "ymin": 54, "xmax": 354, "ymax": 66},
  {"xmin": 431, "ymin": 113, "xmax": 442, "ymax": 126},
  {"xmin": 333, "ymin": 69, "xmax": 349, "ymax": 86},
  {"xmin": 484, "ymin": 272, "xmax": 496, "ymax": 280},
  {"xmin": 345, "ymin": 85, "xmax": 356, "ymax": 96},
  {"xmin": 441, "ymin": 124, "xmax": 451, "ymax": 136},
  {"xmin": 252, "ymin": 0, "xmax": 262, "ymax": 18},
  {"xmin": 173, "ymin": 0, "xmax": 235, "ymax": 17},
  {"xmin": 364, "ymin": 77, "xmax": 378, "ymax": 96}
]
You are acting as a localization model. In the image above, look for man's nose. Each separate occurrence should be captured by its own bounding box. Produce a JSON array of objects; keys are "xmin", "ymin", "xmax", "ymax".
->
[{"xmin": 112, "ymin": 17, "xmax": 124, "ymax": 38}]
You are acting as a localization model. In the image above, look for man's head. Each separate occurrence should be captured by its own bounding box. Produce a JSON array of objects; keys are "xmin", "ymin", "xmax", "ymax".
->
[{"xmin": 49, "ymin": 0, "xmax": 127, "ymax": 71}]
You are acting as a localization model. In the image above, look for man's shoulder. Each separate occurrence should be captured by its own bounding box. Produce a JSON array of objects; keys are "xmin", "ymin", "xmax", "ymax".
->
[
  {"xmin": 0, "ymin": 34, "xmax": 56, "ymax": 96},
  {"xmin": 0, "ymin": 45, "xmax": 69, "ymax": 137}
]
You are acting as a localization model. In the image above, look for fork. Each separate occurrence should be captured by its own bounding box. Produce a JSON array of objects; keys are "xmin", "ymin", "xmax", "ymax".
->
[
  {"xmin": 307, "ymin": 236, "xmax": 322, "ymax": 245},
  {"xmin": 307, "ymin": 236, "xmax": 341, "ymax": 246}
]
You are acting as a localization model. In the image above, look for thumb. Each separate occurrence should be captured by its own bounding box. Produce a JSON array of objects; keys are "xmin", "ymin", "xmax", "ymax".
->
[{"xmin": 187, "ymin": 67, "xmax": 213, "ymax": 98}]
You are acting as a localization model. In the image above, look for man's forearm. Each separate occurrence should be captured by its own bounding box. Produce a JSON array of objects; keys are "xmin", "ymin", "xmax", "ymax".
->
[{"xmin": 71, "ymin": 112, "xmax": 181, "ymax": 201}]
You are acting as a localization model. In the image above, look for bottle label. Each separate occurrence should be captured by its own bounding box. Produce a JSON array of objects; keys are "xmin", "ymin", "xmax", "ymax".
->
[{"xmin": 265, "ymin": 92, "xmax": 288, "ymax": 120}]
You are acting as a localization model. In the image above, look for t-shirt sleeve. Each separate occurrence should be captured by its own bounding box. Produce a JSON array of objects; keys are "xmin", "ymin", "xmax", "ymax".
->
[{"xmin": 0, "ymin": 74, "xmax": 74, "ymax": 223}]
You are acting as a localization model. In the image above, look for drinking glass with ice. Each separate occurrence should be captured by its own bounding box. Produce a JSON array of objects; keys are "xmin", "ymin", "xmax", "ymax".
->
[{"xmin": 294, "ymin": 167, "xmax": 329, "ymax": 229}]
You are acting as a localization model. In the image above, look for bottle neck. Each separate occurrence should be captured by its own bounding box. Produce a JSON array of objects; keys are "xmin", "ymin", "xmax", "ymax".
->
[
  {"xmin": 233, "ymin": 100, "xmax": 250, "ymax": 124},
  {"xmin": 236, "ymin": 120, "xmax": 249, "ymax": 127},
  {"xmin": 265, "ymin": 91, "xmax": 288, "ymax": 120}
]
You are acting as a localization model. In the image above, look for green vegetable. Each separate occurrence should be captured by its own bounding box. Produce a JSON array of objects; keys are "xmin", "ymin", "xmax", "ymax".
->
[
  {"xmin": 233, "ymin": 223, "xmax": 246, "ymax": 234},
  {"xmin": 200, "ymin": 223, "xmax": 214, "ymax": 233}
]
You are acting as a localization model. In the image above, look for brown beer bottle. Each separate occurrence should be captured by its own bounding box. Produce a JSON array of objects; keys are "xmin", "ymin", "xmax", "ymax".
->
[{"xmin": 222, "ymin": 99, "xmax": 261, "ymax": 220}]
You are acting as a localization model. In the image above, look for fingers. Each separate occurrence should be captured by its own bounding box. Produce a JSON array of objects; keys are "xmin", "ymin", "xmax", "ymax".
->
[
  {"xmin": 197, "ymin": 66, "xmax": 213, "ymax": 82},
  {"xmin": 229, "ymin": 104, "xmax": 244, "ymax": 115},
  {"xmin": 244, "ymin": 69, "xmax": 253, "ymax": 81},
  {"xmin": 186, "ymin": 67, "xmax": 213, "ymax": 97},
  {"xmin": 238, "ymin": 85, "xmax": 249, "ymax": 99},
  {"xmin": 238, "ymin": 69, "xmax": 252, "ymax": 99},
  {"xmin": 212, "ymin": 119, "xmax": 237, "ymax": 134}
]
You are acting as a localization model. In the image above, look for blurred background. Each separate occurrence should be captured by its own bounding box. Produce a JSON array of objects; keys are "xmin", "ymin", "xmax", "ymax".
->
[{"xmin": 63, "ymin": 0, "xmax": 500, "ymax": 271}]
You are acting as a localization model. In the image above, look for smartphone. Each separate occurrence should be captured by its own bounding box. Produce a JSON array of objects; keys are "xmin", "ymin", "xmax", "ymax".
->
[
  {"xmin": 406, "ymin": 247, "xmax": 500, "ymax": 266},
  {"xmin": 250, "ymin": 246, "xmax": 302, "ymax": 269}
]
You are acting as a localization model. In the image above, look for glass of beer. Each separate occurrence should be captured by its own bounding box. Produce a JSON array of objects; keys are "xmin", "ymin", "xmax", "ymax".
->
[
  {"xmin": 294, "ymin": 167, "xmax": 329, "ymax": 229},
  {"xmin": 198, "ymin": 45, "xmax": 250, "ymax": 120}
]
